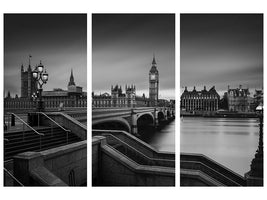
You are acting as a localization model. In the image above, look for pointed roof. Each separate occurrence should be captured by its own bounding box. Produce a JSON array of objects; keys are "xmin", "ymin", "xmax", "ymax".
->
[
  {"xmin": 68, "ymin": 69, "xmax": 76, "ymax": 86},
  {"xmin": 152, "ymin": 54, "xmax": 156, "ymax": 65},
  {"xmin": 150, "ymin": 54, "xmax": 158, "ymax": 74}
]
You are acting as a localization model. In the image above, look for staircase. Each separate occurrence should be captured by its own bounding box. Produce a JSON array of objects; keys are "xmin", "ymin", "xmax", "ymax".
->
[
  {"xmin": 4, "ymin": 127, "xmax": 82, "ymax": 161},
  {"xmin": 93, "ymin": 130, "xmax": 175, "ymax": 168},
  {"xmin": 180, "ymin": 153, "xmax": 246, "ymax": 186}
]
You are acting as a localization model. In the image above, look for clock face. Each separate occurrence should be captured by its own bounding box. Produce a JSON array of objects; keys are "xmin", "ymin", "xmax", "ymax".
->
[{"xmin": 151, "ymin": 74, "xmax": 156, "ymax": 80}]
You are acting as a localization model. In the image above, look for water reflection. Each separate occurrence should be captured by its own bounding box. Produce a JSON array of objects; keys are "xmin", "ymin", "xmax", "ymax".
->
[
  {"xmin": 139, "ymin": 120, "xmax": 175, "ymax": 153},
  {"xmin": 181, "ymin": 117, "xmax": 259, "ymax": 176}
]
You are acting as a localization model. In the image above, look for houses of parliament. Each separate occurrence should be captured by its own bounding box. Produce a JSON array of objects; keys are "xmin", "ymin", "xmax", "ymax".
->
[
  {"xmin": 92, "ymin": 56, "xmax": 171, "ymax": 108},
  {"xmin": 4, "ymin": 61, "xmax": 87, "ymax": 111}
]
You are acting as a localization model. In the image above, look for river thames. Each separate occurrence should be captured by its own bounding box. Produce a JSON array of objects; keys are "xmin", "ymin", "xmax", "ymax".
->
[
  {"xmin": 140, "ymin": 120, "xmax": 175, "ymax": 153},
  {"xmin": 181, "ymin": 117, "xmax": 259, "ymax": 176}
]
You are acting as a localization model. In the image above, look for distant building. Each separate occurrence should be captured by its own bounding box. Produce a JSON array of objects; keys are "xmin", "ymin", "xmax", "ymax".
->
[
  {"xmin": 93, "ymin": 85, "xmax": 139, "ymax": 108},
  {"xmin": 20, "ymin": 63, "xmax": 37, "ymax": 98},
  {"xmin": 92, "ymin": 55, "xmax": 173, "ymax": 108},
  {"xmin": 254, "ymin": 89, "xmax": 263, "ymax": 105},
  {"xmin": 227, "ymin": 85, "xmax": 250, "ymax": 112},
  {"xmin": 180, "ymin": 86, "xmax": 220, "ymax": 112},
  {"xmin": 249, "ymin": 89, "xmax": 263, "ymax": 111},
  {"xmin": 149, "ymin": 55, "xmax": 159, "ymax": 106},
  {"xmin": 4, "ymin": 64, "xmax": 87, "ymax": 110},
  {"xmin": 42, "ymin": 69, "xmax": 87, "ymax": 108},
  {"xmin": 135, "ymin": 93, "xmax": 150, "ymax": 107},
  {"xmin": 111, "ymin": 85, "xmax": 136, "ymax": 107},
  {"xmin": 92, "ymin": 86, "xmax": 152, "ymax": 108},
  {"xmin": 92, "ymin": 92, "xmax": 111, "ymax": 107}
]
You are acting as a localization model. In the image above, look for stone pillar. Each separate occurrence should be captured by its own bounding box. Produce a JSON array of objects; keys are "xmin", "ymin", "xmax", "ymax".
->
[
  {"xmin": 154, "ymin": 108, "xmax": 159, "ymax": 127},
  {"xmin": 131, "ymin": 109, "xmax": 138, "ymax": 135},
  {"xmin": 164, "ymin": 109, "xmax": 168, "ymax": 120},
  {"xmin": 13, "ymin": 152, "xmax": 43, "ymax": 186}
]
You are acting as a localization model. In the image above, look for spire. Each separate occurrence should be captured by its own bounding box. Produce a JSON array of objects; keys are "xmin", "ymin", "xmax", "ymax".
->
[
  {"xmin": 152, "ymin": 53, "xmax": 156, "ymax": 65},
  {"xmin": 21, "ymin": 64, "xmax": 24, "ymax": 72},
  {"xmin": 68, "ymin": 69, "xmax": 76, "ymax": 86},
  {"xmin": 28, "ymin": 54, "xmax": 32, "ymax": 71}
]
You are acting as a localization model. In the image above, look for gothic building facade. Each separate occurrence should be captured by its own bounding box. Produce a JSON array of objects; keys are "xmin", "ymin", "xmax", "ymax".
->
[
  {"xmin": 180, "ymin": 86, "xmax": 220, "ymax": 112},
  {"xmin": 21, "ymin": 64, "xmax": 37, "ymax": 98},
  {"xmin": 92, "ymin": 85, "xmax": 137, "ymax": 108},
  {"xmin": 5, "ymin": 63, "xmax": 87, "ymax": 111},
  {"xmin": 227, "ymin": 85, "xmax": 250, "ymax": 112},
  {"xmin": 92, "ymin": 56, "xmax": 161, "ymax": 108}
]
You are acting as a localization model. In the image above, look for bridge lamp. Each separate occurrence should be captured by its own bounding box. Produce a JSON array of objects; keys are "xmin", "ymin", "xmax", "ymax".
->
[
  {"xmin": 38, "ymin": 61, "xmax": 44, "ymax": 72},
  {"xmin": 32, "ymin": 61, "xmax": 49, "ymax": 111},
  {"xmin": 42, "ymin": 71, "xmax": 48, "ymax": 83},
  {"xmin": 32, "ymin": 69, "xmax": 38, "ymax": 79}
]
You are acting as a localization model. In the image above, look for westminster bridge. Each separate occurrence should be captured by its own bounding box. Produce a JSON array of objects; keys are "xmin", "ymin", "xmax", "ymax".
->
[{"xmin": 92, "ymin": 107, "xmax": 175, "ymax": 135}]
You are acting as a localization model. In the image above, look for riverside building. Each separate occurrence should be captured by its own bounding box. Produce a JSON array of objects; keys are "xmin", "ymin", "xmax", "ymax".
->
[{"xmin": 180, "ymin": 86, "xmax": 220, "ymax": 113}]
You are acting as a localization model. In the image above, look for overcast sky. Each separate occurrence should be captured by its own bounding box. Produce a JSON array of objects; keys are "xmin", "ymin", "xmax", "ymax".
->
[
  {"xmin": 92, "ymin": 14, "xmax": 175, "ymax": 100},
  {"xmin": 4, "ymin": 14, "xmax": 87, "ymax": 97},
  {"xmin": 181, "ymin": 14, "xmax": 263, "ymax": 97}
]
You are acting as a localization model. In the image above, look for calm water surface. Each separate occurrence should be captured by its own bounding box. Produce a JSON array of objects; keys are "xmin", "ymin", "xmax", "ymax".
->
[
  {"xmin": 140, "ymin": 120, "xmax": 175, "ymax": 153},
  {"xmin": 181, "ymin": 117, "xmax": 259, "ymax": 176}
]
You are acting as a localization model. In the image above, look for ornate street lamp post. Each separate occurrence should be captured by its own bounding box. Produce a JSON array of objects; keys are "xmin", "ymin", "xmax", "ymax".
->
[
  {"xmin": 32, "ymin": 61, "xmax": 48, "ymax": 111},
  {"xmin": 245, "ymin": 103, "xmax": 263, "ymax": 186}
]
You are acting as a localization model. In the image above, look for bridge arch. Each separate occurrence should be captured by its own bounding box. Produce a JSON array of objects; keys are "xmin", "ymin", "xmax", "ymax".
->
[
  {"xmin": 137, "ymin": 112, "xmax": 155, "ymax": 122},
  {"xmin": 92, "ymin": 117, "xmax": 131, "ymax": 132},
  {"xmin": 158, "ymin": 111, "xmax": 165, "ymax": 122},
  {"xmin": 137, "ymin": 112, "xmax": 154, "ymax": 127}
]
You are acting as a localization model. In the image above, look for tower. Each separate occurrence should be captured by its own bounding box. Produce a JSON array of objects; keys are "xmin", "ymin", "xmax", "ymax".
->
[
  {"xmin": 21, "ymin": 64, "xmax": 28, "ymax": 97},
  {"xmin": 126, "ymin": 85, "xmax": 136, "ymax": 107},
  {"xmin": 68, "ymin": 69, "xmax": 76, "ymax": 86},
  {"xmin": 149, "ymin": 55, "xmax": 159, "ymax": 106},
  {"xmin": 20, "ymin": 55, "xmax": 37, "ymax": 98},
  {"xmin": 111, "ymin": 85, "xmax": 120, "ymax": 107}
]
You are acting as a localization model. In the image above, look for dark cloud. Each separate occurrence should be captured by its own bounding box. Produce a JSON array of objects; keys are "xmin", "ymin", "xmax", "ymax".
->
[
  {"xmin": 4, "ymin": 14, "xmax": 87, "ymax": 96},
  {"xmin": 181, "ymin": 14, "xmax": 263, "ymax": 96},
  {"xmin": 92, "ymin": 14, "xmax": 175, "ymax": 99}
]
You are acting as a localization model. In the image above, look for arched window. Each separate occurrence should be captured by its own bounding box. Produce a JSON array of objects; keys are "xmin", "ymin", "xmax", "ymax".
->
[{"xmin": 68, "ymin": 169, "xmax": 76, "ymax": 186}]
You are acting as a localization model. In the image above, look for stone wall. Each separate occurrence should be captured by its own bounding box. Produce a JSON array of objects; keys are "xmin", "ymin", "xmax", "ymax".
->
[
  {"xmin": 14, "ymin": 141, "xmax": 87, "ymax": 186},
  {"xmin": 92, "ymin": 136, "xmax": 174, "ymax": 186},
  {"xmin": 43, "ymin": 141, "xmax": 87, "ymax": 186}
]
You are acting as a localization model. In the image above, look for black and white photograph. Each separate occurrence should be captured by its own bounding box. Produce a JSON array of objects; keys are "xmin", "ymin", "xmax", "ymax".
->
[
  {"xmin": 180, "ymin": 14, "xmax": 263, "ymax": 186},
  {"xmin": 3, "ymin": 14, "xmax": 87, "ymax": 186},
  {"xmin": 92, "ymin": 14, "xmax": 175, "ymax": 186}
]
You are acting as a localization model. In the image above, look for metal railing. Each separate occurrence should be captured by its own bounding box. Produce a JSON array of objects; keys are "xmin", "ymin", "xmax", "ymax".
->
[
  {"xmin": 36, "ymin": 112, "xmax": 71, "ymax": 144},
  {"xmin": 4, "ymin": 168, "xmax": 24, "ymax": 186},
  {"xmin": 6, "ymin": 113, "xmax": 44, "ymax": 150}
]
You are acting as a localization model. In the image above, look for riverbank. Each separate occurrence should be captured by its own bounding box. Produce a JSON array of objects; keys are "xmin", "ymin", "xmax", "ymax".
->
[{"xmin": 181, "ymin": 111, "xmax": 258, "ymax": 118}]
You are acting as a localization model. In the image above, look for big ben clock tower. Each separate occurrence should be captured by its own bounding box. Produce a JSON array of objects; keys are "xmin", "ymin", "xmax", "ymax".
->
[{"xmin": 149, "ymin": 55, "xmax": 159, "ymax": 106}]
